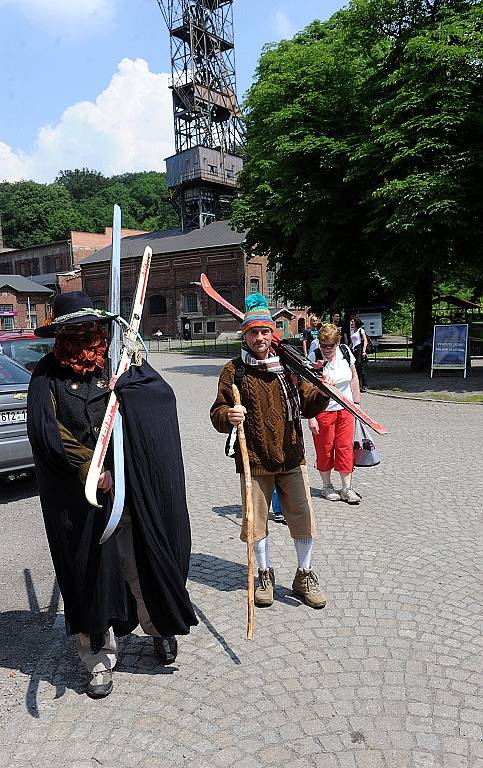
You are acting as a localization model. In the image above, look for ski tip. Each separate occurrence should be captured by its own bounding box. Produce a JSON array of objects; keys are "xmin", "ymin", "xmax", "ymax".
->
[
  {"xmin": 85, "ymin": 484, "xmax": 102, "ymax": 509},
  {"xmin": 372, "ymin": 425, "xmax": 388, "ymax": 435},
  {"xmin": 99, "ymin": 528, "xmax": 114, "ymax": 545}
]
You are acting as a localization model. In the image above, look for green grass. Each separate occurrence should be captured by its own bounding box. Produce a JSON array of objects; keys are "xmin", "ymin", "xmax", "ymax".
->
[
  {"xmin": 374, "ymin": 387, "xmax": 483, "ymax": 402},
  {"xmin": 426, "ymin": 392, "xmax": 483, "ymax": 403}
]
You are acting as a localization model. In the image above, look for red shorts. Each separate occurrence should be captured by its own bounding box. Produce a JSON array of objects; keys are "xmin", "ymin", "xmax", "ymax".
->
[{"xmin": 311, "ymin": 409, "xmax": 355, "ymax": 474}]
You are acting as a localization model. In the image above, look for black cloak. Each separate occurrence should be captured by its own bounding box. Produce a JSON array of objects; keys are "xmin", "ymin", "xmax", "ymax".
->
[{"xmin": 27, "ymin": 354, "xmax": 197, "ymax": 638}]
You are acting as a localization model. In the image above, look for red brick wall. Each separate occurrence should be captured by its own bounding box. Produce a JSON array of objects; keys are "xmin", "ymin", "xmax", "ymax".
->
[
  {"xmin": 71, "ymin": 228, "xmax": 148, "ymax": 266},
  {"xmin": 58, "ymin": 272, "xmax": 82, "ymax": 293},
  {"xmin": 81, "ymin": 246, "xmax": 246, "ymax": 337},
  {"xmin": 0, "ymin": 290, "xmax": 51, "ymax": 330}
]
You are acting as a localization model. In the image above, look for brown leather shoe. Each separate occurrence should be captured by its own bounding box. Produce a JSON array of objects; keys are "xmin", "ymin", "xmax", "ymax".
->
[
  {"xmin": 255, "ymin": 567, "xmax": 275, "ymax": 607},
  {"xmin": 292, "ymin": 568, "xmax": 326, "ymax": 609}
]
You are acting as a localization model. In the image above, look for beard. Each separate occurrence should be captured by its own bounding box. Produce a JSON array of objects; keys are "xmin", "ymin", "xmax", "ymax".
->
[{"xmin": 54, "ymin": 326, "xmax": 108, "ymax": 376}]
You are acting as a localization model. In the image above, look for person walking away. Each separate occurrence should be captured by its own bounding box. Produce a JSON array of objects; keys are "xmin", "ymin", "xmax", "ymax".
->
[
  {"xmin": 350, "ymin": 316, "xmax": 368, "ymax": 391},
  {"xmin": 308, "ymin": 323, "xmax": 362, "ymax": 505},
  {"xmin": 211, "ymin": 293, "xmax": 329, "ymax": 610},
  {"xmin": 28, "ymin": 291, "xmax": 197, "ymax": 699},
  {"xmin": 302, "ymin": 314, "xmax": 320, "ymax": 357}
]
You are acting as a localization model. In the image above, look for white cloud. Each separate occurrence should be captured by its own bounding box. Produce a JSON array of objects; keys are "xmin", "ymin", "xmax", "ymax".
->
[
  {"xmin": 273, "ymin": 9, "xmax": 295, "ymax": 39},
  {"xmin": 0, "ymin": 58, "xmax": 175, "ymax": 183},
  {"xmin": 0, "ymin": 0, "xmax": 114, "ymax": 26}
]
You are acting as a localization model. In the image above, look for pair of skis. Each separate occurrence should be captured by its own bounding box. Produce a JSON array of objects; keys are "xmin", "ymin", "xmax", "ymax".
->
[
  {"xmin": 200, "ymin": 273, "xmax": 387, "ymax": 435},
  {"xmin": 84, "ymin": 205, "xmax": 152, "ymax": 542}
]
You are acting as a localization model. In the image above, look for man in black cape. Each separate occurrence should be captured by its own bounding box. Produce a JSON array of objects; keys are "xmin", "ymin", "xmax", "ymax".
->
[{"xmin": 28, "ymin": 291, "xmax": 197, "ymax": 698}]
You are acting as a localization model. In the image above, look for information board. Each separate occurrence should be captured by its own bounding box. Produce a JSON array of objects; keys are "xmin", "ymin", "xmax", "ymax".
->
[
  {"xmin": 358, "ymin": 312, "xmax": 382, "ymax": 338},
  {"xmin": 431, "ymin": 324, "xmax": 468, "ymax": 378}
]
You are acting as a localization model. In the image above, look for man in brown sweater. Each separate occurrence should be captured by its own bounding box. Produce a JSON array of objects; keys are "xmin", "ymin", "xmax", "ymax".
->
[{"xmin": 210, "ymin": 293, "xmax": 329, "ymax": 609}]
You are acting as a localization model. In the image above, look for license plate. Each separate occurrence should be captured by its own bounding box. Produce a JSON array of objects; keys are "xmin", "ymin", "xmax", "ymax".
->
[{"xmin": 0, "ymin": 409, "xmax": 27, "ymax": 424}]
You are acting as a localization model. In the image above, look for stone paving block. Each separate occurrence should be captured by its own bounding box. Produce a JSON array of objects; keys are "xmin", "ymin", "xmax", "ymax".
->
[
  {"xmin": 354, "ymin": 750, "xmax": 385, "ymax": 768},
  {"xmin": 383, "ymin": 750, "xmax": 413, "ymax": 768}
]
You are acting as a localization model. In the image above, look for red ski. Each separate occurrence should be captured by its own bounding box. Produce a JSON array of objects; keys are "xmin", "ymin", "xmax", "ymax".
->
[{"xmin": 200, "ymin": 273, "xmax": 387, "ymax": 435}]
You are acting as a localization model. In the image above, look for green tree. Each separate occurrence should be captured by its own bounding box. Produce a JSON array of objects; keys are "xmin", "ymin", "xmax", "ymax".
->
[
  {"xmin": 55, "ymin": 168, "xmax": 108, "ymax": 201},
  {"xmin": 233, "ymin": 0, "xmax": 483, "ymax": 369},
  {"xmin": 0, "ymin": 181, "xmax": 81, "ymax": 248},
  {"xmin": 0, "ymin": 171, "xmax": 180, "ymax": 249}
]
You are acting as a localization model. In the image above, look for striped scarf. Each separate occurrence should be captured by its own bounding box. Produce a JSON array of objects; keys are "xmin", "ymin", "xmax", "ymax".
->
[{"xmin": 241, "ymin": 347, "xmax": 301, "ymax": 424}]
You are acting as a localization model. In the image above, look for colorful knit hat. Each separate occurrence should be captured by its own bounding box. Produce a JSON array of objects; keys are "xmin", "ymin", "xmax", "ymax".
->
[{"xmin": 241, "ymin": 292, "xmax": 275, "ymax": 332}]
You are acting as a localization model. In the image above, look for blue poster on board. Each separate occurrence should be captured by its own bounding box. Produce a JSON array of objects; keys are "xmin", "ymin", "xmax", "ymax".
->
[{"xmin": 432, "ymin": 324, "xmax": 468, "ymax": 374}]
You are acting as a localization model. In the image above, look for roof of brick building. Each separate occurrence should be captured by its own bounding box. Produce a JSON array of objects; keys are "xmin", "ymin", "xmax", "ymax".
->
[
  {"xmin": 0, "ymin": 275, "xmax": 53, "ymax": 294},
  {"xmin": 80, "ymin": 220, "xmax": 246, "ymax": 265}
]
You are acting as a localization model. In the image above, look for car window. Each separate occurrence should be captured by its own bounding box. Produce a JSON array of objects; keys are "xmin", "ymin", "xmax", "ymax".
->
[
  {"xmin": 0, "ymin": 355, "xmax": 31, "ymax": 385},
  {"xmin": 6, "ymin": 339, "xmax": 53, "ymax": 371}
]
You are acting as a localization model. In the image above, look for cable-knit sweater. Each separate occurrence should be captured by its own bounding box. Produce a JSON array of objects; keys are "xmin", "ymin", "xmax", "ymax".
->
[{"xmin": 210, "ymin": 357, "xmax": 329, "ymax": 476}]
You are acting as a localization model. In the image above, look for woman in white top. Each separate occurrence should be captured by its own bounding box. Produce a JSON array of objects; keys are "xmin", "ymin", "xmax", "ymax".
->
[
  {"xmin": 350, "ymin": 316, "xmax": 368, "ymax": 391},
  {"xmin": 307, "ymin": 323, "xmax": 361, "ymax": 504}
]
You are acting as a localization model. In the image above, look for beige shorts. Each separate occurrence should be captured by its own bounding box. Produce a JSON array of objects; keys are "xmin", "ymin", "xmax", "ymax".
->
[{"xmin": 240, "ymin": 464, "xmax": 316, "ymax": 543}]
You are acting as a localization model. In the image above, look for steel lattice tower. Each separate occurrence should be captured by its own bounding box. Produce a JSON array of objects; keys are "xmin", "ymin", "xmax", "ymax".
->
[{"xmin": 156, "ymin": 0, "xmax": 244, "ymax": 231}]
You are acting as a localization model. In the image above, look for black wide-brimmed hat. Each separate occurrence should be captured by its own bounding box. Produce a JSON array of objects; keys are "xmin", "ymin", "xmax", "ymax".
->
[{"xmin": 35, "ymin": 291, "xmax": 117, "ymax": 338}]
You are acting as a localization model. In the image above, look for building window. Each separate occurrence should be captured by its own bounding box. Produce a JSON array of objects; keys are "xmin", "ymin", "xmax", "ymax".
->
[
  {"xmin": 208, "ymin": 164, "xmax": 217, "ymax": 174},
  {"xmin": 54, "ymin": 256, "xmax": 68, "ymax": 272},
  {"xmin": 149, "ymin": 294, "xmax": 167, "ymax": 315},
  {"xmin": 0, "ymin": 305, "xmax": 14, "ymax": 331},
  {"xmin": 206, "ymin": 321, "xmax": 216, "ymax": 333},
  {"xmin": 193, "ymin": 321, "xmax": 203, "ymax": 334},
  {"xmin": 120, "ymin": 297, "xmax": 132, "ymax": 320},
  {"xmin": 93, "ymin": 299, "xmax": 105, "ymax": 311},
  {"xmin": 267, "ymin": 270, "xmax": 277, "ymax": 307},
  {"xmin": 183, "ymin": 292, "xmax": 198, "ymax": 314},
  {"xmin": 250, "ymin": 278, "xmax": 259, "ymax": 294},
  {"xmin": 216, "ymin": 290, "xmax": 232, "ymax": 316}
]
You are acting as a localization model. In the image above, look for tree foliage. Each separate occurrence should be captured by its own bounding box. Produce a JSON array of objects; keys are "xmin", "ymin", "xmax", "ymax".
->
[
  {"xmin": 0, "ymin": 169, "xmax": 179, "ymax": 249},
  {"xmin": 232, "ymin": 0, "xmax": 483, "ymax": 367},
  {"xmin": 0, "ymin": 181, "xmax": 81, "ymax": 248}
]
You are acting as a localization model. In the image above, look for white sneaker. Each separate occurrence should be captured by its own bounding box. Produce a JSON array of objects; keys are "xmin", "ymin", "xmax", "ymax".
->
[
  {"xmin": 340, "ymin": 487, "xmax": 361, "ymax": 505},
  {"xmin": 322, "ymin": 483, "xmax": 340, "ymax": 501}
]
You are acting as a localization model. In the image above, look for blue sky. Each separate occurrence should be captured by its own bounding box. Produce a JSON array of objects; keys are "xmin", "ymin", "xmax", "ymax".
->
[{"xmin": 0, "ymin": 0, "xmax": 346, "ymax": 183}]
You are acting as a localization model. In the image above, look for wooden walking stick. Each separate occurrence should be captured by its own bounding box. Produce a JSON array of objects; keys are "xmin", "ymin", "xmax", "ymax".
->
[{"xmin": 232, "ymin": 383, "xmax": 255, "ymax": 640}]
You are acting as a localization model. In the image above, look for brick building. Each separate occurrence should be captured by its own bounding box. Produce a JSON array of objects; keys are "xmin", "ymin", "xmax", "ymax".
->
[
  {"xmin": 80, "ymin": 220, "xmax": 307, "ymax": 339},
  {"xmin": 0, "ymin": 227, "xmax": 148, "ymax": 294},
  {"xmin": 0, "ymin": 276, "xmax": 53, "ymax": 331}
]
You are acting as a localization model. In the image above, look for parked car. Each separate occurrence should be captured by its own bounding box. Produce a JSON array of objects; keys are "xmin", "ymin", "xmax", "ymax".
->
[
  {"xmin": 0, "ymin": 353, "xmax": 34, "ymax": 478},
  {"xmin": 0, "ymin": 331, "xmax": 53, "ymax": 372}
]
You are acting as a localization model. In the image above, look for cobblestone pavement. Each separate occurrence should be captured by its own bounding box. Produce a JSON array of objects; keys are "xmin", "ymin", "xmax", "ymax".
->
[{"xmin": 0, "ymin": 353, "xmax": 481, "ymax": 768}]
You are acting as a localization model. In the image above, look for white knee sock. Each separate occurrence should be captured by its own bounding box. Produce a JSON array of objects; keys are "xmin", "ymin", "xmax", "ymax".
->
[
  {"xmin": 253, "ymin": 537, "xmax": 271, "ymax": 570},
  {"xmin": 294, "ymin": 538, "xmax": 313, "ymax": 570}
]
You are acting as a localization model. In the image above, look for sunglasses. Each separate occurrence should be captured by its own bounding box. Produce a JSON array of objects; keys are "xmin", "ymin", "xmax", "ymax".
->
[{"xmin": 320, "ymin": 343, "xmax": 336, "ymax": 349}]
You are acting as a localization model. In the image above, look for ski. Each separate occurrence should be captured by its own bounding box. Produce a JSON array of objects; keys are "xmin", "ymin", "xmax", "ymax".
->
[
  {"xmin": 99, "ymin": 205, "xmax": 126, "ymax": 544},
  {"xmin": 85, "ymin": 246, "xmax": 152, "ymax": 510},
  {"xmin": 200, "ymin": 273, "xmax": 387, "ymax": 435}
]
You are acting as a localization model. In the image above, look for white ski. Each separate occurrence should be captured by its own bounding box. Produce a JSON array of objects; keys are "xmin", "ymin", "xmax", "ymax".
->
[
  {"xmin": 85, "ymin": 245, "xmax": 152, "ymax": 511},
  {"xmin": 99, "ymin": 205, "xmax": 125, "ymax": 544}
]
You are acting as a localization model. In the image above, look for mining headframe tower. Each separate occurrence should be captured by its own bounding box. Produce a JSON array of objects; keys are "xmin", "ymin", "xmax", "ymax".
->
[{"xmin": 155, "ymin": 0, "xmax": 244, "ymax": 231}]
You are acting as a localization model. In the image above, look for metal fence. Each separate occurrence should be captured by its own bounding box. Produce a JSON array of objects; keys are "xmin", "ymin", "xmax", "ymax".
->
[
  {"xmin": 146, "ymin": 335, "xmax": 415, "ymax": 359},
  {"xmin": 146, "ymin": 335, "xmax": 303, "ymax": 355}
]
